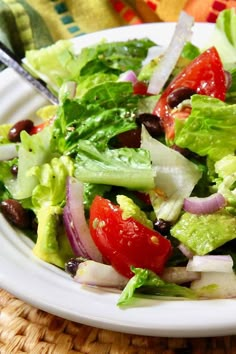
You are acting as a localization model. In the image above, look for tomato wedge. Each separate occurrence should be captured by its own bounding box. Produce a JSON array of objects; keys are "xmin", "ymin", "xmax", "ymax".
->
[
  {"xmin": 30, "ymin": 121, "xmax": 50, "ymax": 135},
  {"xmin": 153, "ymin": 47, "xmax": 227, "ymax": 140},
  {"xmin": 30, "ymin": 117, "xmax": 55, "ymax": 135},
  {"xmin": 133, "ymin": 81, "xmax": 148, "ymax": 95},
  {"xmin": 89, "ymin": 196, "xmax": 172, "ymax": 278}
]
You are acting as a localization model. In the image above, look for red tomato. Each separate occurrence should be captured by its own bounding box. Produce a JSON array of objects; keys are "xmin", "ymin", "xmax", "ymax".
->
[
  {"xmin": 133, "ymin": 81, "xmax": 148, "ymax": 95},
  {"xmin": 89, "ymin": 196, "xmax": 172, "ymax": 278},
  {"xmin": 30, "ymin": 117, "xmax": 55, "ymax": 135},
  {"xmin": 153, "ymin": 47, "xmax": 226, "ymax": 140},
  {"xmin": 30, "ymin": 121, "xmax": 49, "ymax": 135}
]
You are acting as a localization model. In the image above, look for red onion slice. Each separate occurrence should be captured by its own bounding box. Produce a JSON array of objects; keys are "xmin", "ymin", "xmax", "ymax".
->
[
  {"xmin": 118, "ymin": 70, "xmax": 138, "ymax": 84},
  {"xmin": 183, "ymin": 193, "xmax": 226, "ymax": 214},
  {"xmin": 63, "ymin": 176, "xmax": 103, "ymax": 262},
  {"xmin": 191, "ymin": 271, "xmax": 236, "ymax": 298},
  {"xmin": 187, "ymin": 255, "xmax": 233, "ymax": 273},
  {"xmin": 147, "ymin": 11, "xmax": 194, "ymax": 95}
]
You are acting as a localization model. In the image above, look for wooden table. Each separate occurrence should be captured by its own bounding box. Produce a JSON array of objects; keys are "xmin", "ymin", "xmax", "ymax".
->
[{"xmin": 0, "ymin": 289, "xmax": 235, "ymax": 353}]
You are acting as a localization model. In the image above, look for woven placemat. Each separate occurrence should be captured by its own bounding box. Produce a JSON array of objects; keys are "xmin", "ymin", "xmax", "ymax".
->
[{"xmin": 0, "ymin": 288, "xmax": 235, "ymax": 354}]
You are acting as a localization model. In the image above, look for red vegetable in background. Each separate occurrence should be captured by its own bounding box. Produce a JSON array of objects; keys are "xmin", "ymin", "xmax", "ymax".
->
[
  {"xmin": 89, "ymin": 196, "xmax": 172, "ymax": 278},
  {"xmin": 30, "ymin": 117, "xmax": 54, "ymax": 135},
  {"xmin": 153, "ymin": 47, "xmax": 227, "ymax": 140}
]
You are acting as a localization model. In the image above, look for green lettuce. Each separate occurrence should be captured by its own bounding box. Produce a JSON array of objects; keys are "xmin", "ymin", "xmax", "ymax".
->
[
  {"xmin": 174, "ymin": 95, "xmax": 236, "ymax": 162},
  {"xmin": 0, "ymin": 124, "xmax": 11, "ymax": 144},
  {"xmin": 213, "ymin": 155, "xmax": 236, "ymax": 213},
  {"xmin": 117, "ymin": 267, "xmax": 197, "ymax": 306},
  {"xmin": 170, "ymin": 211, "xmax": 236, "ymax": 255},
  {"xmin": 25, "ymin": 40, "xmax": 81, "ymax": 92},
  {"xmin": 0, "ymin": 159, "xmax": 17, "ymax": 201},
  {"xmin": 141, "ymin": 126, "xmax": 202, "ymax": 221},
  {"xmin": 74, "ymin": 72, "xmax": 118, "ymax": 98},
  {"xmin": 206, "ymin": 9, "xmax": 236, "ymax": 69},
  {"xmin": 82, "ymin": 183, "xmax": 112, "ymax": 211},
  {"xmin": 25, "ymin": 38, "xmax": 155, "ymax": 93},
  {"xmin": 226, "ymin": 67, "xmax": 236, "ymax": 103},
  {"xmin": 77, "ymin": 38, "xmax": 155, "ymax": 75},
  {"xmin": 53, "ymin": 81, "xmax": 139, "ymax": 154},
  {"xmin": 8, "ymin": 126, "xmax": 55, "ymax": 200},
  {"xmin": 181, "ymin": 42, "xmax": 201, "ymax": 60},
  {"xmin": 74, "ymin": 140, "xmax": 154, "ymax": 190}
]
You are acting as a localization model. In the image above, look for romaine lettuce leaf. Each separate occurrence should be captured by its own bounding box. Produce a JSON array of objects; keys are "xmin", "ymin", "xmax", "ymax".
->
[
  {"xmin": 74, "ymin": 72, "xmax": 118, "ymax": 98},
  {"xmin": 206, "ymin": 9, "xmax": 236, "ymax": 69},
  {"xmin": 83, "ymin": 183, "xmax": 112, "ymax": 211},
  {"xmin": 117, "ymin": 267, "xmax": 197, "ymax": 306},
  {"xmin": 0, "ymin": 159, "xmax": 17, "ymax": 201},
  {"xmin": 213, "ymin": 155, "xmax": 236, "ymax": 213},
  {"xmin": 181, "ymin": 42, "xmax": 201, "ymax": 60},
  {"xmin": 170, "ymin": 211, "xmax": 236, "ymax": 255},
  {"xmin": 25, "ymin": 40, "xmax": 80, "ymax": 92},
  {"xmin": 141, "ymin": 126, "xmax": 202, "ymax": 221},
  {"xmin": 174, "ymin": 95, "xmax": 236, "ymax": 162},
  {"xmin": 226, "ymin": 67, "xmax": 236, "ymax": 103},
  {"xmin": 53, "ymin": 82, "xmax": 139, "ymax": 154},
  {"xmin": 0, "ymin": 124, "xmax": 11, "ymax": 144},
  {"xmin": 78, "ymin": 38, "xmax": 156, "ymax": 75},
  {"xmin": 8, "ymin": 126, "xmax": 55, "ymax": 200},
  {"xmin": 74, "ymin": 140, "xmax": 155, "ymax": 190},
  {"xmin": 25, "ymin": 38, "xmax": 155, "ymax": 93}
]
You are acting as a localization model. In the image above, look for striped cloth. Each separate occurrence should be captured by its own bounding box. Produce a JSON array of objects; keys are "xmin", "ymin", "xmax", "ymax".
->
[{"xmin": 0, "ymin": 0, "xmax": 235, "ymax": 58}]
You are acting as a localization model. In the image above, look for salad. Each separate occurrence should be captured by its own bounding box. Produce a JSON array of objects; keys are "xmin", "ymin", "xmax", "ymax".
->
[{"xmin": 1, "ymin": 9, "xmax": 236, "ymax": 307}]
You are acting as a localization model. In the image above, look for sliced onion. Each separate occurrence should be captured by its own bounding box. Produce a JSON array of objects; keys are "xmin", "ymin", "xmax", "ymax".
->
[
  {"xmin": 183, "ymin": 193, "xmax": 226, "ymax": 215},
  {"xmin": 178, "ymin": 243, "xmax": 194, "ymax": 259},
  {"xmin": 161, "ymin": 266, "xmax": 200, "ymax": 284},
  {"xmin": 74, "ymin": 260, "xmax": 128, "ymax": 289},
  {"xmin": 191, "ymin": 271, "xmax": 236, "ymax": 299},
  {"xmin": 0, "ymin": 143, "xmax": 18, "ymax": 161},
  {"xmin": 118, "ymin": 70, "xmax": 137, "ymax": 84},
  {"xmin": 147, "ymin": 11, "xmax": 194, "ymax": 95},
  {"xmin": 187, "ymin": 255, "xmax": 233, "ymax": 273},
  {"xmin": 63, "ymin": 176, "xmax": 103, "ymax": 262}
]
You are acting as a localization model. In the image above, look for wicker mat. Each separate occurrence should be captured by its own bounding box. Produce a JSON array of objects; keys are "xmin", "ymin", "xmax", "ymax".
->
[{"xmin": 0, "ymin": 289, "xmax": 235, "ymax": 354}]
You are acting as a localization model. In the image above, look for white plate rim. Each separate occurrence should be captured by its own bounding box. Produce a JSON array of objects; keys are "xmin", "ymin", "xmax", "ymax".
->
[{"xmin": 1, "ymin": 22, "xmax": 236, "ymax": 338}]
